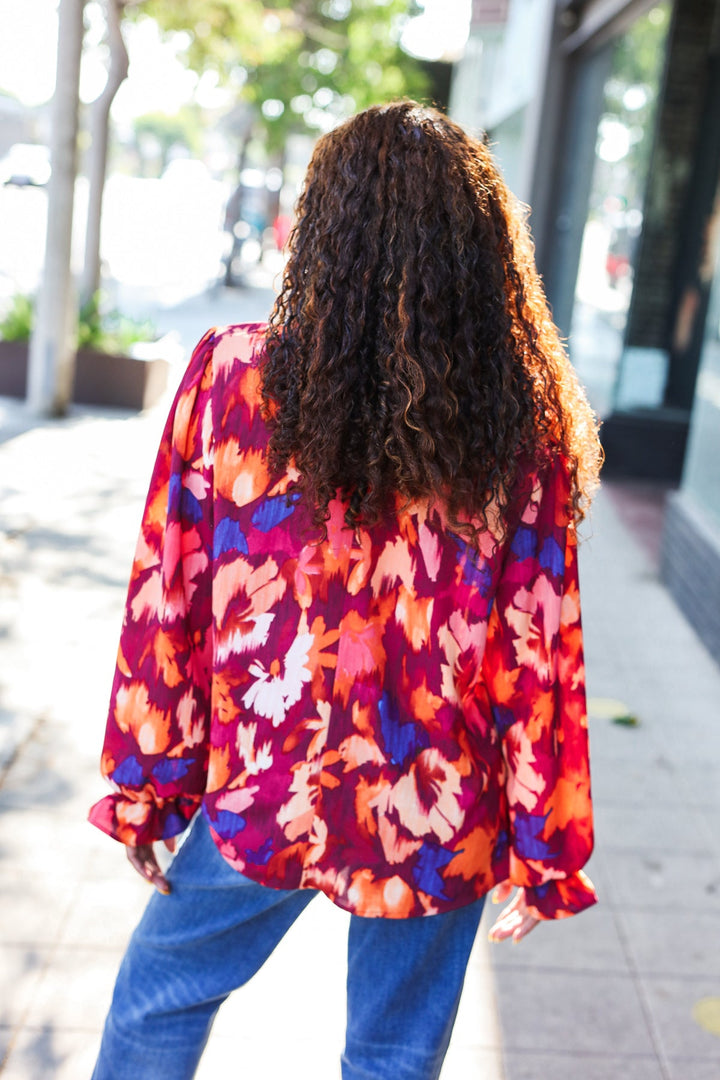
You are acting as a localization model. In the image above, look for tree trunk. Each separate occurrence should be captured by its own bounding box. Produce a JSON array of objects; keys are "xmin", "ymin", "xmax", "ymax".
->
[
  {"xmin": 223, "ymin": 132, "xmax": 253, "ymax": 286},
  {"xmin": 79, "ymin": 0, "xmax": 129, "ymax": 308},
  {"xmin": 27, "ymin": 0, "xmax": 86, "ymax": 416}
]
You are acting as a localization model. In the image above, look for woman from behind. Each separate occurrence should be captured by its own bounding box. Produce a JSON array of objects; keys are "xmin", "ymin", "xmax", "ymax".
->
[{"xmin": 90, "ymin": 101, "xmax": 602, "ymax": 1080}]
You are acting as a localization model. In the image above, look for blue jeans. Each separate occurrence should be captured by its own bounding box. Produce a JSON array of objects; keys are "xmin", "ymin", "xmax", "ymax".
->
[{"xmin": 92, "ymin": 812, "xmax": 485, "ymax": 1080}]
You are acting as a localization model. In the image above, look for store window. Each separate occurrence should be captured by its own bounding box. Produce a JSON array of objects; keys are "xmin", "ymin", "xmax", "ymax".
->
[
  {"xmin": 567, "ymin": 3, "xmax": 671, "ymax": 416},
  {"xmin": 681, "ymin": 188, "xmax": 720, "ymax": 527}
]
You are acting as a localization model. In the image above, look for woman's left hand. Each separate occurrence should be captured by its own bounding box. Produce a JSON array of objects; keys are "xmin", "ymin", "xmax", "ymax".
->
[
  {"xmin": 487, "ymin": 882, "xmax": 541, "ymax": 944},
  {"xmin": 126, "ymin": 836, "xmax": 176, "ymax": 894}
]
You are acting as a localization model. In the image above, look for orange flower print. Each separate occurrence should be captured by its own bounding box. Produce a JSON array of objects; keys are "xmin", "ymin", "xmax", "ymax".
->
[
  {"xmin": 114, "ymin": 682, "xmax": 171, "ymax": 755},
  {"xmin": 505, "ymin": 575, "xmax": 562, "ymax": 680},
  {"xmin": 504, "ymin": 725, "xmax": 545, "ymax": 812},
  {"xmin": 335, "ymin": 603, "xmax": 392, "ymax": 705},
  {"xmin": 236, "ymin": 720, "xmax": 274, "ymax": 775},
  {"xmin": 277, "ymin": 761, "xmax": 318, "ymax": 841},
  {"xmin": 176, "ymin": 690, "xmax": 205, "ymax": 747},
  {"xmin": 347, "ymin": 868, "xmax": 416, "ymax": 918},
  {"xmin": 130, "ymin": 570, "xmax": 162, "ymax": 623},
  {"xmin": 373, "ymin": 749, "xmax": 465, "ymax": 844}
]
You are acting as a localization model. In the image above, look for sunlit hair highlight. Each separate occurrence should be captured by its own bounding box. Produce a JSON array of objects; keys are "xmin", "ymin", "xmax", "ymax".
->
[{"xmin": 261, "ymin": 101, "xmax": 601, "ymax": 542}]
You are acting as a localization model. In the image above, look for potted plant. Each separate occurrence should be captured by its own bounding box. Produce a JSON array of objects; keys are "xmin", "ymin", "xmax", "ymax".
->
[
  {"xmin": 0, "ymin": 293, "xmax": 34, "ymax": 398},
  {"xmin": 0, "ymin": 292, "xmax": 172, "ymax": 410}
]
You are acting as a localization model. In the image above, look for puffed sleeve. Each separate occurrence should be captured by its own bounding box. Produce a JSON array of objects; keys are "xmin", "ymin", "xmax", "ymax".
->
[
  {"xmin": 88, "ymin": 330, "xmax": 216, "ymax": 846},
  {"xmin": 482, "ymin": 456, "xmax": 597, "ymax": 920}
]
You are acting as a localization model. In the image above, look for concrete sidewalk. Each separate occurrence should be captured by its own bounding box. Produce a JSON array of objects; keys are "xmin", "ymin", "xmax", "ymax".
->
[
  {"xmin": 492, "ymin": 483, "xmax": 720, "ymax": 1080},
  {"xmin": 0, "ymin": 287, "xmax": 719, "ymax": 1078}
]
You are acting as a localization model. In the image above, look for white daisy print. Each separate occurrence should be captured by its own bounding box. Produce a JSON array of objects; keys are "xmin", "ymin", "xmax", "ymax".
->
[{"xmin": 242, "ymin": 632, "xmax": 314, "ymax": 727}]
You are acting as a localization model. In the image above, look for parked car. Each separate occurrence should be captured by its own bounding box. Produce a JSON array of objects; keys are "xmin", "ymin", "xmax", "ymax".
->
[{"xmin": 1, "ymin": 143, "xmax": 51, "ymax": 187}]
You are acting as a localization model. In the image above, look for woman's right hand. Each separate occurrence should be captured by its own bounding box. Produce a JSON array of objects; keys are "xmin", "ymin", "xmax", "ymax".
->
[
  {"xmin": 487, "ymin": 881, "xmax": 541, "ymax": 944},
  {"xmin": 126, "ymin": 837, "xmax": 176, "ymax": 894}
]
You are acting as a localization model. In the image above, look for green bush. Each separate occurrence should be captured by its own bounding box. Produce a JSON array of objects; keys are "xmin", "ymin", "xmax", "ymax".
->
[
  {"xmin": 78, "ymin": 294, "xmax": 157, "ymax": 354},
  {"xmin": 0, "ymin": 293, "xmax": 34, "ymax": 342},
  {"xmin": 0, "ymin": 292, "xmax": 156, "ymax": 353}
]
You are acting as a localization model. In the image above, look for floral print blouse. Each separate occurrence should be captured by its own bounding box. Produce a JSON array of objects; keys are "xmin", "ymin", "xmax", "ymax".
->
[{"xmin": 89, "ymin": 323, "xmax": 597, "ymax": 921}]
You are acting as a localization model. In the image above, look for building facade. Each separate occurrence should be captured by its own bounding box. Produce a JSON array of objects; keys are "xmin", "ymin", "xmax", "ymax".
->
[{"xmin": 451, "ymin": 0, "xmax": 720, "ymax": 663}]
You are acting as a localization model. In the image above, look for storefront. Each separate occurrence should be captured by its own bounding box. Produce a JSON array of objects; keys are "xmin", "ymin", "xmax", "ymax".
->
[
  {"xmin": 562, "ymin": 4, "xmax": 671, "ymax": 419},
  {"xmin": 528, "ymin": 0, "xmax": 719, "ymax": 478},
  {"xmin": 451, "ymin": 0, "xmax": 720, "ymax": 662},
  {"xmin": 663, "ymin": 197, "xmax": 720, "ymax": 662}
]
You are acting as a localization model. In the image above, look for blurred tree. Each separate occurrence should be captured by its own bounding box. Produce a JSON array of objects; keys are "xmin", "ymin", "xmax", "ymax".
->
[
  {"xmin": 133, "ymin": 107, "xmax": 204, "ymax": 174},
  {"xmin": 140, "ymin": 0, "xmax": 430, "ymax": 153},
  {"xmin": 138, "ymin": 0, "xmax": 429, "ymax": 239},
  {"xmin": 28, "ymin": 0, "xmax": 430, "ymax": 413}
]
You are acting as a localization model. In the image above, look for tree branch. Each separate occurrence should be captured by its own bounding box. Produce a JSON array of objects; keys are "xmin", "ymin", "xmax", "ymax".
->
[
  {"xmin": 80, "ymin": 0, "xmax": 130, "ymax": 304},
  {"xmin": 279, "ymin": 4, "xmax": 348, "ymax": 51},
  {"xmin": 91, "ymin": 0, "xmax": 130, "ymax": 109}
]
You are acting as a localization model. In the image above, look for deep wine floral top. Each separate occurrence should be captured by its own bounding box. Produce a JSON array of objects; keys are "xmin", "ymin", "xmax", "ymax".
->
[{"xmin": 89, "ymin": 323, "xmax": 597, "ymax": 921}]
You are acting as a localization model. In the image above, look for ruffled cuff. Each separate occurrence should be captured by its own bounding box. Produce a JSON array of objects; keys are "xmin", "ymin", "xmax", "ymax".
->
[
  {"xmin": 523, "ymin": 869, "xmax": 598, "ymax": 921},
  {"xmin": 88, "ymin": 790, "xmax": 201, "ymax": 847}
]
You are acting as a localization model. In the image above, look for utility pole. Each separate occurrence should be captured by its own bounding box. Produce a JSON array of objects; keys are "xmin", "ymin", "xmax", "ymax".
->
[{"xmin": 27, "ymin": 0, "xmax": 86, "ymax": 416}]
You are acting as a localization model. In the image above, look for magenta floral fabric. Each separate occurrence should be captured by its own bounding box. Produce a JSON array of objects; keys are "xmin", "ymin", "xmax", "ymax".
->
[{"xmin": 89, "ymin": 324, "xmax": 597, "ymax": 920}]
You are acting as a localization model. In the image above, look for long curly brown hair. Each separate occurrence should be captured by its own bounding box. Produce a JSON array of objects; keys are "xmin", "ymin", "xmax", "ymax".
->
[{"xmin": 260, "ymin": 101, "xmax": 601, "ymax": 542}]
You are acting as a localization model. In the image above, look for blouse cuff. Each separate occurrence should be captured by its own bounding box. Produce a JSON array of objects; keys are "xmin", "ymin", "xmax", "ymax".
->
[
  {"xmin": 88, "ymin": 791, "xmax": 201, "ymax": 847},
  {"xmin": 523, "ymin": 869, "xmax": 598, "ymax": 921}
]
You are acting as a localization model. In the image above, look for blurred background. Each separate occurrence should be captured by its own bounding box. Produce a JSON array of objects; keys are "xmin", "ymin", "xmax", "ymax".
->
[{"xmin": 1, "ymin": 4, "xmax": 720, "ymax": 1078}]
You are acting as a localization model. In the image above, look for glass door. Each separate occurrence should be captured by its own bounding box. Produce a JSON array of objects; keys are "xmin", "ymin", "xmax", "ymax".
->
[{"xmin": 567, "ymin": 3, "xmax": 671, "ymax": 416}]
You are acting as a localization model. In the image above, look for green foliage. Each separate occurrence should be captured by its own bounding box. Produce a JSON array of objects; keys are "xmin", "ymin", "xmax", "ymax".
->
[
  {"xmin": 0, "ymin": 292, "xmax": 34, "ymax": 343},
  {"xmin": 597, "ymin": 2, "xmax": 671, "ymax": 209},
  {"xmin": 610, "ymin": 3, "xmax": 670, "ymax": 90},
  {"xmin": 134, "ymin": 106, "xmax": 204, "ymax": 172},
  {"xmin": 137, "ymin": 0, "xmax": 431, "ymax": 152},
  {"xmin": 77, "ymin": 294, "xmax": 105, "ymax": 350},
  {"xmin": 77, "ymin": 294, "xmax": 157, "ymax": 354},
  {"xmin": 0, "ymin": 293, "xmax": 156, "ymax": 354}
]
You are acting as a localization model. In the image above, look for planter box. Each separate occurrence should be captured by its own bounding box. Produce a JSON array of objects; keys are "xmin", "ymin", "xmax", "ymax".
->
[
  {"xmin": 0, "ymin": 340, "xmax": 169, "ymax": 411},
  {"xmin": 0, "ymin": 340, "xmax": 28, "ymax": 398},
  {"xmin": 73, "ymin": 348, "xmax": 169, "ymax": 410}
]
